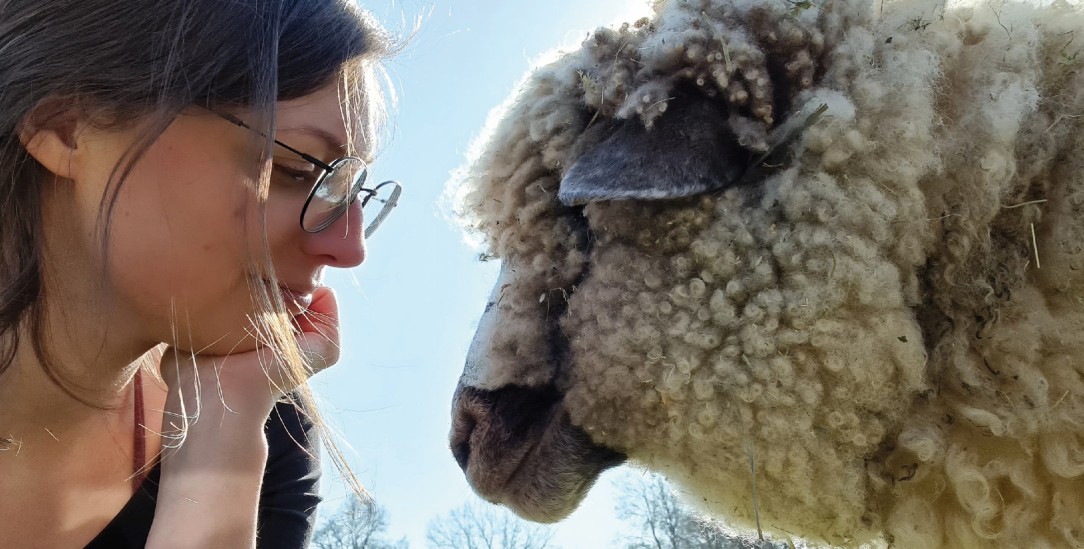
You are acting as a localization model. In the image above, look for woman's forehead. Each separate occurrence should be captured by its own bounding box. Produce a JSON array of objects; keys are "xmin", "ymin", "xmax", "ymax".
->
[
  {"xmin": 276, "ymin": 87, "xmax": 349, "ymax": 146},
  {"xmin": 275, "ymin": 82, "xmax": 374, "ymax": 160}
]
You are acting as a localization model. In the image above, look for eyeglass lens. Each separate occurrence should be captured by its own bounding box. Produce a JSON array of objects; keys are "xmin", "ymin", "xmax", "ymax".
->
[
  {"xmin": 301, "ymin": 157, "xmax": 366, "ymax": 232},
  {"xmin": 361, "ymin": 180, "xmax": 402, "ymax": 238}
]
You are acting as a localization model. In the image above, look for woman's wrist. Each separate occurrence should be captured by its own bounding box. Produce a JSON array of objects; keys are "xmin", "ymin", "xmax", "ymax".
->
[
  {"xmin": 160, "ymin": 398, "xmax": 271, "ymax": 468},
  {"xmin": 149, "ymin": 388, "xmax": 273, "ymax": 548}
]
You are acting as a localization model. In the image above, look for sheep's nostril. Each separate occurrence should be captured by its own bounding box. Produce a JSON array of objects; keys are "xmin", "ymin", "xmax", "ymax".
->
[
  {"xmin": 453, "ymin": 438, "xmax": 471, "ymax": 470},
  {"xmin": 451, "ymin": 410, "xmax": 477, "ymax": 471}
]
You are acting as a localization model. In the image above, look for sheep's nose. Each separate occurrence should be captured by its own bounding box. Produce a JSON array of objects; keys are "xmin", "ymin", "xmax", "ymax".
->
[{"xmin": 448, "ymin": 384, "xmax": 565, "ymax": 474}]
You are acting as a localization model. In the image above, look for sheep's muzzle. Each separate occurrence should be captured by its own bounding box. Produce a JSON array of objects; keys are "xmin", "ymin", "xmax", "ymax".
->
[{"xmin": 450, "ymin": 384, "xmax": 626, "ymax": 522}]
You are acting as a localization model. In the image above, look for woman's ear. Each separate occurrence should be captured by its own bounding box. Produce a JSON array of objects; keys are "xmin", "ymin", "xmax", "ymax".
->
[{"xmin": 17, "ymin": 99, "xmax": 85, "ymax": 180}]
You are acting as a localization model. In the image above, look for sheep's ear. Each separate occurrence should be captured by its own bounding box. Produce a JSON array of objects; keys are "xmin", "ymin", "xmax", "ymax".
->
[{"xmin": 558, "ymin": 96, "xmax": 746, "ymax": 206}]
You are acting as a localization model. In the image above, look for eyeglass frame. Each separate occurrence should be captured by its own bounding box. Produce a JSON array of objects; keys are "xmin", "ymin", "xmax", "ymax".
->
[{"xmin": 210, "ymin": 109, "xmax": 398, "ymax": 235}]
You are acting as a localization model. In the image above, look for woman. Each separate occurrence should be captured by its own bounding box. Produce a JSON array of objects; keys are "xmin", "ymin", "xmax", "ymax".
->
[{"xmin": 0, "ymin": 1, "xmax": 398, "ymax": 547}]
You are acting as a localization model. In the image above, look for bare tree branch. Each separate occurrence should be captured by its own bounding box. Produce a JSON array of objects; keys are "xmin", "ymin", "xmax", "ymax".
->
[
  {"xmin": 614, "ymin": 473, "xmax": 790, "ymax": 549},
  {"xmin": 426, "ymin": 501, "xmax": 557, "ymax": 549},
  {"xmin": 312, "ymin": 496, "xmax": 408, "ymax": 549}
]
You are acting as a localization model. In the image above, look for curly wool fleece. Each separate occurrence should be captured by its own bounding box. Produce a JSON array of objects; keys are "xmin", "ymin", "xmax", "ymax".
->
[{"xmin": 454, "ymin": 0, "xmax": 1084, "ymax": 546}]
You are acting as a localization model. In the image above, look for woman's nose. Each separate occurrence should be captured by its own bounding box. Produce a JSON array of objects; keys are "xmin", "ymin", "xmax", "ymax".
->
[{"xmin": 301, "ymin": 198, "xmax": 366, "ymax": 268}]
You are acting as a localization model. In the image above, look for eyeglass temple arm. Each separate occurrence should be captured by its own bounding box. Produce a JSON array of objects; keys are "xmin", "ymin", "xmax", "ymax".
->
[{"xmin": 213, "ymin": 110, "xmax": 336, "ymax": 173}]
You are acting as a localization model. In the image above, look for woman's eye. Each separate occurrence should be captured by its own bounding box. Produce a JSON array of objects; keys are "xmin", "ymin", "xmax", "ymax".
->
[{"xmin": 273, "ymin": 163, "xmax": 319, "ymax": 187}]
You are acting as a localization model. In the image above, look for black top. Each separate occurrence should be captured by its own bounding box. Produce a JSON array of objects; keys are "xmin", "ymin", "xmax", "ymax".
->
[{"xmin": 85, "ymin": 399, "xmax": 323, "ymax": 549}]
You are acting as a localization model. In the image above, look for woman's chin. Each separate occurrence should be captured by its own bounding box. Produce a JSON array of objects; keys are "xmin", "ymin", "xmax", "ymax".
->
[
  {"xmin": 169, "ymin": 330, "xmax": 260, "ymax": 356},
  {"xmin": 162, "ymin": 303, "xmax": 301, "ymax": 356}
]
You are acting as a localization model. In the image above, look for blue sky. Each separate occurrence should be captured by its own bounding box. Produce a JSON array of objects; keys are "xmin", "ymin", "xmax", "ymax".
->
[{"xmin": 312, "ymin": 1, "xmax": 654, "ymax": 547}]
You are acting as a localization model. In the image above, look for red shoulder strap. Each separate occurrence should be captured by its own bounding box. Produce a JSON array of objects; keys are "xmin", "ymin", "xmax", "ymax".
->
[{"xmin": 131, "ymin": 368, "xmax": 146, "ymax": 492}]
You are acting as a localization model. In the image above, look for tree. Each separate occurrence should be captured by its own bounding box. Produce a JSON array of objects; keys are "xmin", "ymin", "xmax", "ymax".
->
[
  {"xmin": 425, "ymin": 500, "xmax": 557, "ymax": 549},
  {"xmin": 311, "ymin": 495, "xmax": 409, "ymax": 549},
  {"xmin": 614, "ymin": 473, "xmax": 788, "ymax": 549}
]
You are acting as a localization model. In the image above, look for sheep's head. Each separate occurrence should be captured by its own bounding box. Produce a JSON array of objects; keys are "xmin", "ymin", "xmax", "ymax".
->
[{"xmin": 451, "ymin": 0, "xmax": 1084, "ymax": 545}]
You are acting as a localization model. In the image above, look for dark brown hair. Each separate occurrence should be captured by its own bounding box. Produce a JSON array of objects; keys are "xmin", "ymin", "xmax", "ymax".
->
[{"xmin": 0, "ymin": 0, "xmax": 390, "ymax": 379}]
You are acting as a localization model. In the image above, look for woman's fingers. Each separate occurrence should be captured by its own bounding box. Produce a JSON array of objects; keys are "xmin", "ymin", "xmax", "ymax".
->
[
  {"xmin": 292, "ymin": 285, "xmax": 338, "ymax": 336},
  {"xmin": 292, "ymin": 285, "xmax": 341, "ymax": 376}
]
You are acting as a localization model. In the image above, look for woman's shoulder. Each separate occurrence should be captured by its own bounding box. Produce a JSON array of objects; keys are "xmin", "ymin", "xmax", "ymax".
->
[
  {"xmin": 264, "ymin": 395, "xmax": 322, "ymax": 482},
  {"xmin": 266, "ymin": 395, "xmax": 320, "ymax": 451}
]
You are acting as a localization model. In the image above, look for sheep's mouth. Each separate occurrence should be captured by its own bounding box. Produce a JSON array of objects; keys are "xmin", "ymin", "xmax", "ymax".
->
[{"xmin": 450, "ymin": 384, "xmax": 626, "ymax": 523}]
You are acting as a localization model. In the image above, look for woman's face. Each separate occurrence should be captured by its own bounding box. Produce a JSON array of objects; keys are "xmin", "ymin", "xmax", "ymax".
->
[{"xmin": 49, "ymin": 82, "xmax": 367, "ymax": 355}]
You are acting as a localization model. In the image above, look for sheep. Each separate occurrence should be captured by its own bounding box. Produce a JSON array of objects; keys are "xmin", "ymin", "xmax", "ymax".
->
[{"xmin": 447, "ymin": 0, "xmax": 1084, "ymax": 547}]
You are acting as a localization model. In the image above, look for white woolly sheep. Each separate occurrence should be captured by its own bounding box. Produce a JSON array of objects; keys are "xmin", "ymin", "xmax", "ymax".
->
[{"xmin": 448, "ymin": 1, "xmax": 1084, "ymax": 547}]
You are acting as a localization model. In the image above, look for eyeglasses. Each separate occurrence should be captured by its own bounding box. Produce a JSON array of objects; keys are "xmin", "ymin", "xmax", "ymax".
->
[{"xmin": 214, "ymin": 111, "xmax": 401, "ymax": 237}]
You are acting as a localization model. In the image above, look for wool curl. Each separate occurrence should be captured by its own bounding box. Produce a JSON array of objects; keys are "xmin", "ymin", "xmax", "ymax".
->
[{"xmin": 453, "ymin": 0, "xmax": 1084, "ymax": 547}]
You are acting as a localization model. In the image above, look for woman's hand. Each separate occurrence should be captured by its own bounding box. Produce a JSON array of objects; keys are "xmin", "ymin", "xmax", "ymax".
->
[
  {"xmin": 160, "ymin": 285, "xmax": 341, "ymax": 423},
  {"xmin": 147, "ymin": 286, "xmax": 340, "ymax": 549}
]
